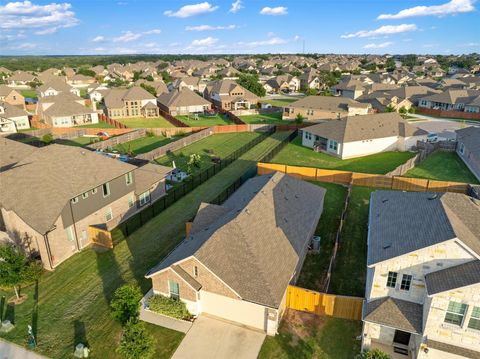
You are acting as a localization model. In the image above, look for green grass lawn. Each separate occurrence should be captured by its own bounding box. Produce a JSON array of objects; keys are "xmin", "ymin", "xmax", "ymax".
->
[
  {"xmin": 113, "ymin": 135, "xmax": 179, "ymax": 155},
  {"xmin": 17, "ymin": 127, "xmax": 38, "ymax": 132},
  {"xmin": 297, "ymin": 182, "xmax": 348, "ymax": 291},
  {"xmin": 55, "ymin": 136, "xmax": 97, "ymax": 147},
  {"xmin": 329, "ymin": 186, "xmax": 374, "ymax": 297},
  {"xmin": 239, "ymin": 112, "xmax": 294, "ymax": 125},
  {"xmin": 0, "ymin": 131, "xmax": 289, "ymax": 359},
  {"xmin": 259, "ymin": 310, "xmax": 361, "ymax": 359},
  {"xmin": 76, "ymin": 121, "xmax": 116, "ymax": 128},
  {"xmin": 404, "ymin": 151, "xmax": 479, "ymax": 184},
  {"xmin": 176, "ymin": 113, "xmax": 234, "ymax": 127},
  {"xmin": 272, "ymin": 136, "xmax": 417, "ymax": 175},
  {"xmin": 116, "ymin": 117, "xmax": 175, "ymax": 128},
  {"xmin": 20, "ymin": 89, "xmax": 38, "ymax": 99},
  {"xmin": 259, "ymin": 98, "xmax": 298, "ymax": 107},
  {"xmin": 156, "ymin": 132, "xmax": 261, "ymax": 173}
]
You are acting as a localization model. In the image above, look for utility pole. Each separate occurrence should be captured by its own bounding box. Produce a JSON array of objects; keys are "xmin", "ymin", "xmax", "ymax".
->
[{"xmin": 302, "ymin": 40, "xmax": 305, "ymax": 54}]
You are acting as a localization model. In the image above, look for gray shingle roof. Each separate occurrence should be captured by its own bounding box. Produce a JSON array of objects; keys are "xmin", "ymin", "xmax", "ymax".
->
[
  {"xmin": 147, "ymin": 172, "xmax": 326, "ymax": 308},
  {"xmin": 368, "ymin": 191, "xmax": 480, "ymax": 266},
  {"xmin": 425, "ymin": 260, "xmax": 480, "ymax": 295},
  {"xmin": 363, "ymin": 297, "xmax": 423, "ymax": 334},
  {"xmin": 157, "ymin": 88, "xmax": 210, "ymax": 108},
  {"xmin": 172, "ymin": 265, "xmax": 202, "ymax": 291},
  {"xmin": 287, "ymin": 95, "xmax": 369, "ymax": 112},
  {"xmin": 426, "ymin": 339, "xmax": 480, "ymax": 359},
  {"xmin": 133, "ymin": 163, "xmax": 172, "ymax": 195}
]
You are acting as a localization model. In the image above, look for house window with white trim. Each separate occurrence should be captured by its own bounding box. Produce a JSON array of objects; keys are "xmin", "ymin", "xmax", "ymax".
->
[
  {"xmin": 193, "ymin": 266, "xmax": 198, "ymax": 278},
  {"xmin": 468, "ymin": 306, "xmax": 480, "ymax": 330},
  {"xmin": 459, "ymin": 143, "xmax": 465, "ymax": 155},
  {"xmin": 400, "ymin": 274, "xmax": 412, "ymax": 291},
  {"xmin": 66, "ymin": 225, "xmax": 75, "ymax": 241},
  {"xmin": 71, "ymin": 197, "xmax": 79, "ymax": 204},
  {"xmin": 128, "ymin": 195, "xmax": 135, "ymax": 208},
  {"xmin": 105, "ymin": 207, "xmax": 113, "ymax": 222},
  {"xmin": 305, "ymin": 132, "xmax": 312, "ymax": 141},
  {"xmin": 386, "ymin": 271, "xmax": 398, "ymax": 288},
  {"xmin": 82, "ymin": 192, "xmax": 89, "ymax": 199},
  {"xmin": 139, "ymin": 191, "xmax": 150, "ymax": 206},
  {"xmin": 445, "ymin": 301, "xmax": 468, "ymax": 326},
  {"xmin": 328, "ymin": 140, "xmax": 338, "ymax": 152},
  {"xmin": 92, "ymin": 188, "xmax": 98, "ymax": 194},
  {"xmin": 168, "ymin": 280, "xmax": 180, "ymax": 300},
  {"xmin": 125, "ymin": 172, "xmax": 133, "ymax": 186},
  {"xmin": 102, "ymin": 182, "xmax": 110, "ymax": 197}
]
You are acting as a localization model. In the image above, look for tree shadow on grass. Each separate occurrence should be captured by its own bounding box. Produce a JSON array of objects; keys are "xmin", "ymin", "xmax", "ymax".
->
[
  {"xmin": 95, "ymin": 248, "xmax": 125, "ymax": 304},
  {"xmin": 73, "ymin": 320, "xmax": 89, "ymax": 349},
  {"xmin": 31, "ymin": 280, "xmax": 39, "ymax": 339}
]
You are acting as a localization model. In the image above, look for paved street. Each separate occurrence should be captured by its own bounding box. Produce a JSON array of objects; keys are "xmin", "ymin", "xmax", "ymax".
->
[
  {"xmin": 0, "ymin": 339, "xmax": 47, "ymax": 359},
  {"xmin": 408, "ymin": 115, "xmax": 479, "ymax": 140}
]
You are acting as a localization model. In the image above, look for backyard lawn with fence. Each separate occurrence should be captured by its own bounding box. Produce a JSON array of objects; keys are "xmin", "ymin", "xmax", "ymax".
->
[
  {"xmin": 55, "ymin": 136, "xmax": 97, "ymax": 147},
  {"xmin": 239, "ymin": 112, "xmax": 293, "ymax": 125},
  {"xmin": 404, "ymin": 151, "xmax": 479, "ymax": 184},
  {"xmin": 259, "ymin": 98, "xmax": 298, "ymax": 108},
  {"xmin": 20, "ymin": 89, "xmax": 38, "ymax": 99},
  {"xmin": 155, "ymin": 132, "xmax": 261, "ymax": 174},
  {"xmin": 271, "ymin": 135, "xmax": 417, "ymax": 174},
  {"xmin": 113, "ymin": 134, "xmax": 182, "ymax": 155},
  {"xmin": 116, "ymin": 116, "xmax": 175, "ymax": 128},
  {"xmin": 76, "ymin": 120, "xmax": 116, "ymax": 128},
  {"xmin": 176, "ymin": 113, "xmax": 234, "ymax": 127}
]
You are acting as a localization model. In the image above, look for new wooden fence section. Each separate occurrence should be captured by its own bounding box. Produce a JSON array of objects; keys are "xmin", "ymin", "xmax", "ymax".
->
[
  {"xmin": 258, "ymin": 163, "xmax": 470, "ymax": 194},
  {"xmin": 88, "ymin": 225, "xmax": 113, "ymax": 249},
  {"xmin": 286, "ymin": 285, "xmax": 363, "ymax": 321}
]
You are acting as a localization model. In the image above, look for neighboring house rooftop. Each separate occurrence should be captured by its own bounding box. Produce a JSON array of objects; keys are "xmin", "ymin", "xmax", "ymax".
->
[
  {"xmin": 104, "ymin": 86, "xmax": 156, "ymax": 108},
  {"xmin": 421, "ymin": 89, "xmax": 480, "ymax": 106},
  {"xmin": 287, "ymin": 95, "xmax": 369, "ymax": 112},
  {"xmin": 457, "ymin": 126, "xmax": 480, "ymax": 153},
  {"xmin": 368, "ymin": 191, "xmax": 480, "ymax": 266},
  {"xmin": 425, "ymin": 260, "xmax": 480, "ymax": 296},
  {"xmin": 147, "ymin": 172, "xmax": 326, "ymax": 308},
  {"xmin": 157, "ymin": 88, "xmax": 210, "ymax": 108}
]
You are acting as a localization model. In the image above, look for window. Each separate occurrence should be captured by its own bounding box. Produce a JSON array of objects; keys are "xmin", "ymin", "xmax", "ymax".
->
[
  {"xmin": 102, "ymin": 182, "xmax": 110, "ymax": 197},
  {"xmin": 92, "ymin": 188, "xmax": 98, "ymax": 194},
  {"xmin": 400, "ymin": 274, "xmax": 412, "ymax": 291},
  {"xmin": 168, "ymin": 280, "xmax": 180, "ymax": 300},
  {"xmin": 459, "ymin": 143, "xmax": 465, "ymax": 155},
  {"xmin": 445, "ymin": 301, "xmax": 468, "ymax": 326},
  {"xmin": 193, "ymin": 266, "xmax": 198, "ymax": 278},
  {"xmin": 66, "ymin": 226, "xmax": 75, "ymax": 241},
  {"xmin": 71, "ymin": 197, "xmax": 79, "ymax": 204},
  {"xmin": 105, "ymin": 207, "xmax": 113, "ymax": 222},
  {"xmin": 125, "ymin": 172, "xmax": 133, "ymax": 186},
  {"xmin": 468, "ymin": 307, "xmax": 480, "ymax": 330},
  {"xmin": 328, "ymin": 140, "xmax": 338, "ymax": 152},
  {"xmin": 81, "ymin": 230, "xmax": 87, "ymax": 241},
  {"xmin": 82, "ymin": 192, "xmax": 89, "ymax": 199},
  {"xmin": 139, "ymin": 191, "xmax": 150, "ymax": 206},
  {"xmin": 305, "ymin": 132, "xmax": 312, "ymax": 141},
  {"xmin": 128, "ymin": 195, "xmax": 135, "ymax": 208},
  {"xmin": 386, "ymin": 271, "xmax": 398, "ymax": 288}
]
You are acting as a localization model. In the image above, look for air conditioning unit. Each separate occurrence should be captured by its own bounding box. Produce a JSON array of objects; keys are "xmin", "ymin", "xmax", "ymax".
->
[{"xmin": 309, "ymin": 236, "xmax": 321, "ymax": 253}]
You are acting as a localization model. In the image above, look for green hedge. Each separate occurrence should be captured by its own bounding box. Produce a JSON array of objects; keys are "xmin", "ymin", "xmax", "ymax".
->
[{"xmin": 147, "ymin": 294, "xmax": 191, "ymax": 320}]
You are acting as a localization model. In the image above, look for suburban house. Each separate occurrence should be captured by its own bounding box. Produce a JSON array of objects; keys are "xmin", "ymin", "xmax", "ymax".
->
[
  {"xmin": 301, "ymin": 113, "xmax": 428, "ymax": 159},
  {"xmin": 6, "ymin": 71, "xmax": 38, "ymax": 87},
  {"xmin": 145, "ymin": 172, "xmax": 326, "ymax": 335},
  {"xmin": 103, "ymin": 87, "xmax": 159, "ymax": 119},
  {"xmin": 332, "ymin": 79, "xmax": 366, "ymax": 99},
  {"xmin": 264, "ymin": 75, "xmax": 300, "ymax": 94},
  {"xmin": 362, "ymin": 190, "xmax": 480, "ymax": 359},
  {"xmin": 36, "ymin": 93, "xmax": 99, "ymax": 127},
  {"xmin": 169, "ymin": 76, "xmax": 207, "ymax": 94},
  {"xmin": 0, "ymin": 85, "xmax": 25, "ymax": 107},
  {"xmin": 283, "ymin": 96, "xmax": 371, "ymax": 121},
  {"xmin": 0, "ymin": 138, "xmax": 172, "ymax": 270},
  {"xmin": 204, "ymin": 79, "xmax": 259, "ymax": 112},
  {"xmin": 66, "ymin": 74, "xmax": 96, "ymax": 88},
  {"xmin": 157, "ymin": 88, "xmax": 211, "ymax": 116},
  {"xmin": 0, "ymin": 102, "xmax": 30, "ymax": 130},
  {"xmin": 0, "ymin": 116, "xmax": 17, "ymax": 133},
  {"xmin": 418, "ymin": 89, "xmax": 480, "ymax": 113},
  {"xmin": 456, "ymin": 126, "xmax": 480, "ymax": 181},
  {"xmin": 299, "ymin": 68, "xmax": 321, "ymax": 90},
  {"xmin": 37, "ymin": 79, "xmax": 81, "ymax": 98}
]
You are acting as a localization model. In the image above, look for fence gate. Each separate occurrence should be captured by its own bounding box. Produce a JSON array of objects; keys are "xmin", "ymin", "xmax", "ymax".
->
[{"xmin": 88, "ymin": 225, "xmax": 113, "ymax": 249}]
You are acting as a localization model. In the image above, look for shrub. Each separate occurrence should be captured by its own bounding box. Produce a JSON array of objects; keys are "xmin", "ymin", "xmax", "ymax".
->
[
  {"xmin": 356, "ymin": 349, "xmax": 391, "ymax": 359},
  {"xmin": 399, "ymin": 106, "xmax": 408, "ymax": 114},
  {"xmin": 110, "ymin": 285, "xmax": 142, "ymax": 325},
  {"xmin": 117, "ymin": 319, "xmax": 155, "ymax": 359},
  {"xmin": 147, "ymin": 294, "xmax": 191, "ymax": 320},
  {"xmin": 42, "ymin": 133, "xmax": 53, "ymax": 144},
  {"xmin": 408, "ymin": 107, "xmax": 416, "ymax": 114},
  {"xmin": 146, "ymin": 130, "xmax": 155, "ymax": 137},
  {"xmin": 295, "ymin": 113, "xmax": 304, "ymax": 125}
]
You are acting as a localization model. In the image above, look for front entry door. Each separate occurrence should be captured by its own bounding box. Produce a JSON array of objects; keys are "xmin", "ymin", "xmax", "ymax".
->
[{"xmin": 393, "ymin": 330, "xmax": 411, "ymax": 356}]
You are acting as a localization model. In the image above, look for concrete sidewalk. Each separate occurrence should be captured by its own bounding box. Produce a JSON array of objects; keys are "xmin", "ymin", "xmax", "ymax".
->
[{"xmin": 0, "ymin": 339, "xmax": 48, "ymax": 359}]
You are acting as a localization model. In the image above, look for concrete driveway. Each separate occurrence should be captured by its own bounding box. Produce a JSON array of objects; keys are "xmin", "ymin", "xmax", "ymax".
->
[
  {"xmin": 172, "ymin": 315, "xmax": 266, "ymax": 359},
  {"xmin": 408, "ymin": 116, "xmax": 479, "ymax": 140}
]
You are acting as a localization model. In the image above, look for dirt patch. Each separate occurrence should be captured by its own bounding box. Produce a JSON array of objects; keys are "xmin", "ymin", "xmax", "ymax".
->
[
  {"xmin": 281, "ymin": 309, "xmax": 326, "ymax": 345},
  {"xmin": 8, "ymin": 294, "xmax": 28, "ymax": 305}
]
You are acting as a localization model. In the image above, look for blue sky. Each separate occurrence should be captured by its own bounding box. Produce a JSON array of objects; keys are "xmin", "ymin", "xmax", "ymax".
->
[{"xmin": 0, "ymin": 0, "xmax": 479, "ymax": 55}]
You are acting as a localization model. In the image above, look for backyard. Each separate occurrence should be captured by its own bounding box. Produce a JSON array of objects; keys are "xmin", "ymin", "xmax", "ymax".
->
[
  {"xmin": 20, "ymin": 89, "xmax": 38, "ymax": 99},
  {"xmin": 259, "ymin": 97, "xmax": 298, "ymax": 108},
  {"xmin": 239, "ymin": 112, "xmax": 294, "ymax": 125},
  {"xmin": 55, "ymin": 136, "xmax": 97, "ymax": 147},
  {"xmin": 113, "ymin": 134, "xmax": 182, "ymax": 156},
  {"xmin": 176, "ymin": 113, "xmax": 234, "ymax": 127},
  {"xmin": 259, "ymin": 310, "xmax": 361, "ymax": 359},
  {"xmin": 116, "ymin": 117, "xmax": 174, "ymax": 128},
  {"xmin": 76, "ymin": 121, "xmax": 116, "ymax": 128},
  {"xmin": 404, "ymin": 151, "xmax": 479, "ymax": 184},
  {"xmin": 0, "ymin": 131, "xmax": 291, "ymax": 359},
  {"xmin": 156, "ymin": 132, "xmax": 261, "ymax": 174},
  {"xmin": 271, "ymin": 136, "xmax": 417, "ymax": 174}
]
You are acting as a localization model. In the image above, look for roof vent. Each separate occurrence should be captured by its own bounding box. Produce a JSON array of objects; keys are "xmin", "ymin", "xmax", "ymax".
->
[
  {"xmin": 428, "ymin": 194, "xmax": 438, "ymax": 200},
  {"xmin": 245, "ymin": 208, "xmax": 251, "ymax": 215},
  {"xmin": 383, "ymin": 244, "xmax": 391, "ymax": 250},
  {"xmin": 382, "ymin": 198, "xmax": 389, "ymax": 203}
]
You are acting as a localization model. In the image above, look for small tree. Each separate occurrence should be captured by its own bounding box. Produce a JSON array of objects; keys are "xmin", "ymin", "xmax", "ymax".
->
[
  {"xmin": 304, "ymin": 88, "xmax": 317, "ymax": 96},
  {"xmin": 356, "ymin": 349, "xmax": 391, "ymax": 359},
  {"xmin": 42, "ymin": 133, "xmax": 54, "ymax": 144},
  {"xmin": 110, "ymin": 285, "xmax": 142, "ymax": 325},
  {"xmin": 295, "ymin": 113, "xmax": 304, "ymax": 125},
  {"xmin": 0, "ymin": 244, "xmax": 42, "ymax": 299},
  {"xmin": 117, "ymin": 319, "xmax": 155, "ymax": 359},
  {"xmin": 384, "ymin": 104, "xmax": 396, "ymax": 113},
  {"xmin": 408, "ymin": 107, "xmax": 416, "ymax": 114},
  {"xmin": 187, "ymin": 153, "xmax": 202, "ymax": 174},
  {"xmin": 398, "ymin": 106, "xmax": 408, "ymax": 114}
]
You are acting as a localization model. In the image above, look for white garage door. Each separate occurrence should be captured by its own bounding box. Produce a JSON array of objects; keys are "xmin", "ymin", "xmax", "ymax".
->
[{"xmin": 200, "ymin": 291, "xmax": 267, "ymax": 331}]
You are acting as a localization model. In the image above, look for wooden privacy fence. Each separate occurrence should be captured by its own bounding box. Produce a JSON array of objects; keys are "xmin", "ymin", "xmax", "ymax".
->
[
  {"xmin": 88, "ymin": 225, "xmax": 113, "ymax": 249},
  {"xmin": 257, "ymin": 163, "xmax": 470, "ymax": 194},
  {"xmin": 286, "ymin": 285, "xmax": 363, "ymax": 321}
]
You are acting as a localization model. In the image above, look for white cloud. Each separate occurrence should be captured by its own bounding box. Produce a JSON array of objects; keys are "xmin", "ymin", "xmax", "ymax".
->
[
  {"xmin": 185, "ymin": 24, "xmax": 236, "ymax": 31},
  {"xmin": 229, "ymin": 0, "xmax": 242, "ymax": 13},
  {"xmin": 143, "ymin": 29, "xmax": 161, "ymax": 35},
  {"xmin": 341, "ymin": 24, "xmax": 417, "ymax": 38},
  {"xmin": 463, "ymin": 42, "xmax": 480, "ymax": 47},
  {"xmin": 34, "ymin": 27, "xmax": 57, "ymax": 35},
  {"xmin": 110, "ymin": 29, "xmax": 161, "ymax": 42},
  {"xmin": 378, "ymin": 0, "xmax": 475, "ymax": 19},
  {"xmin": 164, "ymin": 2, "xmax": 218, "ymax": 18},
  {"xmin": 92, "ymin": 35, "xmax": 105, "ymax": 42},
  {"xmin": 191, "ymin": 36, "xmax": 218, "ymax": 46},
  {"xmin": 260, "ymin": 6, "xmax": 288, "ymax": 15},
  {"xmin": 13, "ymin": 42, "xmax": 38, "ymax": 49},
  {"xmin": 363, "ymin": 41, "xmax": 393, "ymax": 49},
  {"xmin": 238, "ymin": 37, "xmax": 287, "ymax": 48},
  {"xmin": 294, "ymin": 35, "xmax": 301, "ymax": 41},
  {"xmin": 0, "ymin": 1, "xmax": 79, "ymax": 29}
]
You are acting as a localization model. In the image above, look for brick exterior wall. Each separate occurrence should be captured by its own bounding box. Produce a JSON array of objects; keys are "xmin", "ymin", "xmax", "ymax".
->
[{"xmin": 151, "ymin": 268, "xmax": 197, "ymax": 302}]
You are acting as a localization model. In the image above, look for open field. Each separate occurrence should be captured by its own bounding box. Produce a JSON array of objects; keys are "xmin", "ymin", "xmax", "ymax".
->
[
  {"xmin": 177, "ymin": 113, "xmax": 233, "ymax": 127},
  {"xmin": 271, "ymin": 136, "xmax": 416, "ymax": 174},
  {"xmin": 404, "ymin": 151, "xmax": 479, "ymax": 184},
  {"xmin": 156, "ymin": 132, "xmax": 261, "ymax": 173},
  {"xmin": 239, "ymin": 112, "xmax": 294, "ymax": 125},
  {"xmin": 116, "ymin": 117, "xmax": 174, "ymax": 128},
  {"xmin": 0, "ymin": 131, "xmax": 291, "ymax": 359},
  {"xmin": 259, "ymin": 310, "xmax": 361, "ymax": 359},
  {"xmin": 297, "ymin": 182, "xmax": 348, "ymax": 291},
  {"xmin": 113, "ymin": 135, "xmax": 180, "ymax": 155}
]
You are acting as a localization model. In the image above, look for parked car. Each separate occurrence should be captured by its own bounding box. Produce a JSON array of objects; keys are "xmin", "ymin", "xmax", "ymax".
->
[{"xmin": 426, "ymin": 133, "xmax": 438, "ymax": 143}]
